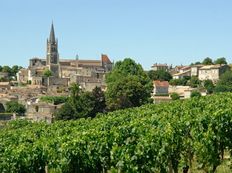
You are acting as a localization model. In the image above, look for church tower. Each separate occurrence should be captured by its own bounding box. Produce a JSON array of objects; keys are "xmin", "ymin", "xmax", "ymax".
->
[{"xmin": 46, "ymin": 23, "xmax": 60, "ymax": 77}]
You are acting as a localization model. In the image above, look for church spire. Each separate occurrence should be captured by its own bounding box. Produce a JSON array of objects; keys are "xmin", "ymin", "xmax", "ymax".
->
[{"xmin": 49, "ymin": 22, "xmax": 56, "ymax": 43}]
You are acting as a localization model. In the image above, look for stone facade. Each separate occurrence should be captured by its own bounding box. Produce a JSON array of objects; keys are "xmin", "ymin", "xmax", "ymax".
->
[
  {"xmin": 151, "ymin": 63, "xmax": 169, "ymax": 71},
  {"xmin": 198, "ymin": 64, "xmax": 230, "ymax": 82},
  {"xmin": 190, "ymin": 65, "xmax": 204, "ymax": 76},
  {"xmin": 26, "ymin": 102, "xmax": 60, "ymax": 123}
]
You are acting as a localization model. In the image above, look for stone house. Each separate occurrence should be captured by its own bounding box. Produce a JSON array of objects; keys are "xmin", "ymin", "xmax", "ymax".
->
[
  {"xmin": 16, "ymin": 69, "xmax": 28, "ymax": 84},
  {"xmin": 190, "ymin": 65, "xmax": 204, "ymax": 76},
  {"xmin": 153, "ymin": 80, "xmax": 169, "ymax": 95},
  {"xmin": 198, "ymin": 64, "xmax": 230, "ymax": 82},
  {"xmin": 26, "ymin": 102, "xmax": 62, "ymax": 123},
  {"xmin": 173, "ymin": 70, "xmax": 191, "ymax": 79},
  {"xmin": 151, "ymin": 63, "xmax": 169, "ymax": 71}
]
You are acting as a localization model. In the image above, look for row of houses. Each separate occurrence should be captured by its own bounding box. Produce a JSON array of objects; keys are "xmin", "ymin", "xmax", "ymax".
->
[{"xmin": 152, "ymin": 63, "xmax": 230, "ymax": 83}]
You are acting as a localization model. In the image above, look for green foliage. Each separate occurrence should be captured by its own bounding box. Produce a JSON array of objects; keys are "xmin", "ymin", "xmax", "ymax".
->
[
  {"xmin": 55, "ymin": 84, "xmax": 105, "ymax": 120},
  {"xmin": 40, "ymin": 96, "xmax": 68, "ymax": 105},
  {"xmin": 204, "ymin": 79, "xmax": 215, "ymax": 94},
  {"xmin": 215, "ymin": 71, "xmax": 232, "ymax": 92},
  {"xmin": 1, "ymin": 93, "xmax": 232, "ymax": 172},
  {"xmin": 202, "ymin": 57, "xmax": 214, "ymax": 65},
  {"xmin": 147, "ymin": 70, "xmax": 172, "ymax": 81},
  {"xmin": 190, "ymin": 61, "xmax": 201, "ymax": 66},
  {"xmin": 190, "ymin": 90, "xmax": 201, "ymax": 98},
  {"xmin": 0, "ymin": 65, "xmax": 22, "ymax": 80},
  {"xmin": 92, "ymin": 86, "xmax": 106, "ymax": 115},
  {"xmin": 169, "ymin": 78, "xmax": 188, "ymax": 86},
  {"xmin": 214, "ymin": 57, "xmax": 227, "ymax": 65},
  {"xmin": 1, "ymin": 66, "xmax": 11, "ymax": 73},
  {"xmin": 43, "ymin": 69, "xmax": 53, "ymax": 77},
  {"xmin": 170, "ymin": 92, "xmax": 180, "ymax": 100},
  {"xmin": 5, "ymin": 101, "xmax": 26, "ymax": 116},
  {"xmin": 188, "ymin": 76, "xmax": 201, "ymax": 88},
  {"xmin": 106, "ymin": 58, "xmax": 152, "ymax": 110}
]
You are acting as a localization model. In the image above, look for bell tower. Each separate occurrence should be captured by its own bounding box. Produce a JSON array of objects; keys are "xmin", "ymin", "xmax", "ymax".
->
[{"xmin": 46, "ymin": 23, "xmax": 60, "ymax": 77}]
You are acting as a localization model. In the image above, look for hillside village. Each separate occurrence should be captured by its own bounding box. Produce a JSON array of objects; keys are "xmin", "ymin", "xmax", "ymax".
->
[{"xmin": 0, "ymin": 24, "xmax": 231, "ymax": 123}]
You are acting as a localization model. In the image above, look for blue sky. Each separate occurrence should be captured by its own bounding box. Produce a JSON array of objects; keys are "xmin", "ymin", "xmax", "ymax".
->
[{"xmin": 1, "ymin": 0, "xmax": 232, "ymax": 69}]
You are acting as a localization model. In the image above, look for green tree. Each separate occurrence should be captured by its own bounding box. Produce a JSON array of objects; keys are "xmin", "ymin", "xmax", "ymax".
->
[
  {"xmin": 169, "ymin": 78, "xmax": 188, "ymax": 86},
  {"xmin": 190, "ymin": 61, "xmax": 201, "ymax": 66},
  {"xmin": 170, "ymin": 92, "xmax": 180, "ymax": 100},
  {"xmin": 54, "ymin": 102, "xmax": 75, "ymax": 120},
  {"xmin": 190, "ymin": 90, "xmax": 201, "ymax": 98},
  {"xmin": 2, "ymin": 66, "xmax": 11, "ymax": 73},
  {"xmin": 203, "ymin": 79, "xmax": 214, "ymax": 94},
  {"xmin": 92, "ymin": 87, "xmax": 106, "ymax": 116},
  {"xmin": 214, "ymin": 71, "xmax": 232, "ymax": 92},
  {"xmin": 188, "ymin": 76, "xmax": 201, "ymax": 88},
  {"xmin": 0, "ymin": 65, "xmax": 2, "ymax": 72},
  {"xmin": 5, "ymin": 101, "xmax": 26, "ymax": 116},
  {"xmin": 147, "ymin": 70, "xmax": 172, "ymax": 81},
  {"xmin": 55, "ymin": 83, "xmax": 97, "ymax": 120},
  {"xmin": 202, "ymin": 57, "xmax": 213, "ymax": 65},
  {"xmin": 214, "ymin": 57, "xmax": 227, "ymax": 65},
  {"xmin": 11, "ymin": 65, "xmax": 22, "ymax": 76},
  {"xmin": 106, "ymin": 58, "xmax": 152, "ymax": 110},
  {"xmin": 43, "ymin": 69, "xmax": 53, "ymax": 77}
]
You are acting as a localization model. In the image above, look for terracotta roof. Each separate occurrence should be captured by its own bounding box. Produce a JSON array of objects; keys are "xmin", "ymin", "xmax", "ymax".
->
[
  {"xmin": 153, "ymin": 80, "xmax": 169, "ymax": 87},
  {"xmin": 101, "ymin": 54, "xmax": 112, "ymax": 63}
]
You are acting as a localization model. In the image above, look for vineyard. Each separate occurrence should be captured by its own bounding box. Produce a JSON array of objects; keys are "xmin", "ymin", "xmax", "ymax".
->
[{"xmin": 1, "ymin": 93, "xmax": 232, "ymax": 173}]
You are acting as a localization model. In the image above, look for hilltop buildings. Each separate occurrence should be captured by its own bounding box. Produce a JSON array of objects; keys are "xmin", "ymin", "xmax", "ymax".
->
[{"xmin": 17, "ymin": 23, "xmax": 113, "ymax": 92}]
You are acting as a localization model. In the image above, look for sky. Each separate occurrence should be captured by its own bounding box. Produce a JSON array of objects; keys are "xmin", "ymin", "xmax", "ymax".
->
[{"xmin": 1, "ymin": 0, "xmax": 232, "ymax": 70}]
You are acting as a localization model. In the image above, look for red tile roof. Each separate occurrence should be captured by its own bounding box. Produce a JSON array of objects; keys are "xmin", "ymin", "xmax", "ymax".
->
[
  {"xmin": 101, "ymin": 54, "xmax": 112, "ymax": 63},
  {"xmin": 153, "ymin": 80, "xmax": 169, "ymax": 87}
]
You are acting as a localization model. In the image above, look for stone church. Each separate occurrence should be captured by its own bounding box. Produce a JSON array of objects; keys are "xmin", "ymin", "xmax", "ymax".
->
[{"xmin": 17, "ymin": 23, "xmax": 113, "ymax": 91}]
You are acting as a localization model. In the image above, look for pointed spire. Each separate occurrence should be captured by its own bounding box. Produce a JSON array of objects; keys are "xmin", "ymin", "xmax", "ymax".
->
[{"xmin": 49, "ymin": 22, "xmax": 56, "ymax": 43}]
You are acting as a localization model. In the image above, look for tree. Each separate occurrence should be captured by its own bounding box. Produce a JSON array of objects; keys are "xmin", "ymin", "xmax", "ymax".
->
[
  {"xmin": 214, "ymin": 57, "xmax": 227, "ymax": 65},
  {"xmin": 214, "ymin": 71, "xmax": 232, "ymax": 92},
  {"xmin": 188, "ymin": 76, "xmax": 201, "ymax": 88},
  {"xmin": 190, "ymin": 61, "xmax": 201, "ymax": 66},
  {"xmin": 55, "ymin": 84, "xmax": 97, "ymax": 120},
  {"xmin": 190, "ymin": 91, "xmax": 201, "ymax": 98},
  {"xmin": 2, "ymin": 66, "xmax": 11, "ymax": 74},
  {"xmin": 5, "ymin": 101, "xmax": 26, "ymax": 116},
  {"xmin": 54, "ymin": 102, "xmax": 76, "ymax": 120},
  {"xmin": 92, "ymin": 87, "xmax": 106, "ymax": 116},
  {"xmin": 202, "ymin": 57, "xmax": 213, "ymax": 65},
  {"xmin": 11, "ymin": 65, "xmax": 22, "ymax": 76},
  {"xmin": 203, "ymin": 79, "xmax": 214, "ymax": 94},
  {"xmin": 170, "ymin": 92, "xmax": 180, "ymax": 100},
  {"xmin": 106, "ymin": 58, "xmax": 152, "ymax": 110},
  {"xmin": 43, "ymin": 69, "xmax": 53, "ymax": 77},
  {"xmin": 169, "ymin": 78, "xmax": 188, "ymax": 86},
  {"xmin": 147, "ymin": 70, "xmax": 172, "ymax": 81}
]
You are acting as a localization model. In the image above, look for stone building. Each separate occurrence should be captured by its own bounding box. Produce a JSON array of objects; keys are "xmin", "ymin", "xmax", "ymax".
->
[
  {"xmin": 151, "ymin": 63, "xmax": 169, "ymax": 71},
  {"xmin": 17, "ymin": 23, "xmax": 113, "ymax": 91},
  {"xmin": 153, "ymin": 80, "xmax": 169, "ymax": 95},
  {"xmin": 198, "ymin": 64, "xmax": 230, "ymax": 82}
]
